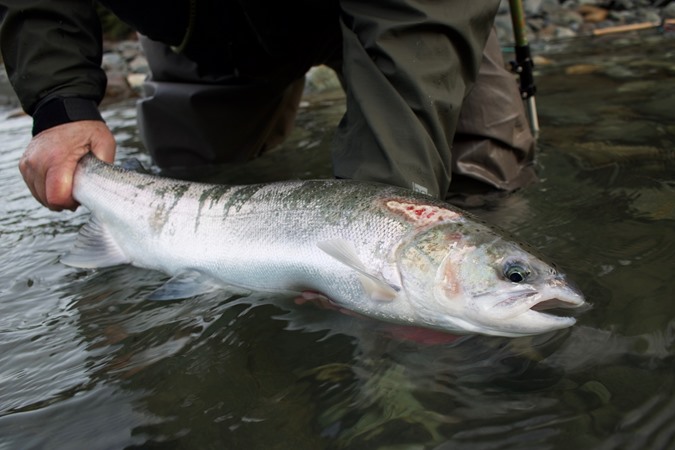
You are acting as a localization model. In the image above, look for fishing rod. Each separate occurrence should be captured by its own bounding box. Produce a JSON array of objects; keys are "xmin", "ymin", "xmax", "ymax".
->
[{"xmin": 508, "ymin": 0, "xmax": 540, "ymax": 138}]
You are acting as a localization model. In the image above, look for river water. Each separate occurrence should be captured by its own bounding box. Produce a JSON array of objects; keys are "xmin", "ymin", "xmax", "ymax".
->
[{"xmin": 0, "ymin": 32, "xmax": 674, "ymax": 449}]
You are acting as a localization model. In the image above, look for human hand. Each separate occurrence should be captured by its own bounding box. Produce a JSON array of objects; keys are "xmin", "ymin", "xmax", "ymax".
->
[{"xmin": 19, "ymin": 120, "xmax": 116, "ymax": 211}]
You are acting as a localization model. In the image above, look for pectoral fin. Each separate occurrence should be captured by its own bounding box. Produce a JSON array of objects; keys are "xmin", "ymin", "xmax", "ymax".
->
[
  {"xmin": 61, "ymin": 216, "xmax": 130, "ymax": 268},
  {"xmin": 147, "ymin": 271, "xmax": 222, "ymax": 301},
  {"xmin": 355, "ymin": 274, "xmax": 399, "ymax": 302},
  {"xmin": 317, "ymin": 239, "xmax": 399, "ymax": 302}
]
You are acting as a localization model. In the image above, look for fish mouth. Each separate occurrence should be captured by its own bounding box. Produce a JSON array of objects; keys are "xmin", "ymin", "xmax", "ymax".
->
[
  {"xmin": 473, "ymin": 283, "xmax": 587, "ymax": 336},
  {"xmin": 534, "ymin": 281, "xmax": 587, "ymax": 310},
  {"xmin": 532, "ymin": 297, "xmax": 585, "ymax": 312},
  {"xmin": 524, "ymin": 286, "xmax": 587, "ymax": 328},
  {"xmin": 493, "ymin": 284, "xmax": 585, "ymax": 316}
]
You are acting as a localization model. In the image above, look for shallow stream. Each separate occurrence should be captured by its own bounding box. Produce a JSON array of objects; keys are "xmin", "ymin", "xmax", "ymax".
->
[{"xmin": 0, "ymin": 32, "xmax": 673, "ymax": 449}]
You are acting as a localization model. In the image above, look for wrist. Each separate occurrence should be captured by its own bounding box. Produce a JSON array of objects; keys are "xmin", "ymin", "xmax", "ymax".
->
[{"xmin": 32, "ymin": 97, "xmax": 104, "ymax": 136}]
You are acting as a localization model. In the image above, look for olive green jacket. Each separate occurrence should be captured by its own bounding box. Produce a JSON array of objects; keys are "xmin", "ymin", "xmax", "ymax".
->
[{"xmin": 0, "ymin": 0, "xmax": 186, "ymax": 134}]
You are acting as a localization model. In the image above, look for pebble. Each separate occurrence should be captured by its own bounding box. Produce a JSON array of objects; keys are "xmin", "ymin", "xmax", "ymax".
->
[
  {"xmin": 578, "ymin": 5, "xmax": 610, "ymax": 22},
  {"xmin": 564, "ymin": 64, "xmax": 602, "ymax": 75}
]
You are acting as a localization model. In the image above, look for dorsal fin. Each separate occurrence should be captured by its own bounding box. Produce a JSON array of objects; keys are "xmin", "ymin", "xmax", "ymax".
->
[{"xmin": 121, "ymin": 158, "xmax": 151, "ymax": 174}]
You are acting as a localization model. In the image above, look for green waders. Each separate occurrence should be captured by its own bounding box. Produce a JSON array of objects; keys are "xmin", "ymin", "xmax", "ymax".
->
[{"xmin": 137, "ymin": 0, "xmax": 535, "ymax": 199}]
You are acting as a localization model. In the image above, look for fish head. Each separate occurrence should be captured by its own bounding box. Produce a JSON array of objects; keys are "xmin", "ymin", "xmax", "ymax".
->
[{"xmin": 396, "ymin": 222, "xmax": 586, "ymax": 337}]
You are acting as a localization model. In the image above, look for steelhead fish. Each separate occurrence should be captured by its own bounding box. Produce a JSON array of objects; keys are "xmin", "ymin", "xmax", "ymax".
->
[{"xmin": 62, "ymin": 154, "xmax": 586, "ymax": 337}]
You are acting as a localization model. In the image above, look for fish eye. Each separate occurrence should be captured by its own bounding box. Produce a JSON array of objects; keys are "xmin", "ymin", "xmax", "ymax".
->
[{"xmin": 504, "ymin": 263, "xmax": 530, "ymax": 283}]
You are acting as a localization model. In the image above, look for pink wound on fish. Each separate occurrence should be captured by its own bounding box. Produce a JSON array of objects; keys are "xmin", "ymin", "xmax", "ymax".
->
[{"xmin": 385, "ymin": 200, "xmax": 461, "ymax": 225}]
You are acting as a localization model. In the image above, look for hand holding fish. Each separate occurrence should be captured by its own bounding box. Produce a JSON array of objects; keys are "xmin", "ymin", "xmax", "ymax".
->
[{"xmin": 19, "ymin": 121, "xmax": 116, "ymax": 211}]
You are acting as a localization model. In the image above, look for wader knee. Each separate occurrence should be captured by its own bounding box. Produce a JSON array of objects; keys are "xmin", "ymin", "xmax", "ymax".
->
[
  {"xmin": 451, "ymin": 28, "xmax": 538, "ymax": 193},
  {"xmin": 136, "ymin": 36, "xmax": 305, "ymax": 170}
]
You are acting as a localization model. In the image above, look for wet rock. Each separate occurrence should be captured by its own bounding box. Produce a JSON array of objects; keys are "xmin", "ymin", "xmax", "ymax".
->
[
  {"xmin": 664, "ymin": 3, "xmax": 675, "ymax": 18},
  {"xmin": 101, "ymin": 52, "xmax": 126, "ymax": 73},
  {"xmin": 616, "ymin": 79, "xmax": 657, "ymax": 92},
  {"xmin": 540, "ymin": 0, "xmax": 564, "ymax": 15},
  {"xmin": 116, "ymin": 40, "xmax": 142, "ymax": 61},
  {"xmin": 102, "ymin": 71, "xmax": 136, "ymax": 106},
  {"xmin": 578, "ymin": 5, "xmax": 609, "ymax": 22},
  {"xmin": 493, "ymin": 14, "xmax": 515, "ymax": 44},
  {"xmin": 628, "ymin": 59, "xmax": 675, "ymax": 76},
  {"xmin": 611, "ymin": 0, "xmax": 653, "ymax": 9},
  {"xmin": 98, "ymin": 38, "xmax": 149, "ymax": 104},
  {"xmin": 631, "ymin": 92, "xmax": 675, "ymax": 121},
  {"xmin": 580, "ymin": 380, "xmax": 612, "ymax": 405},
  {"xmin": 564, "ymin": 142, "xmax": 666, "ymax": 170},
  {"xmin": 565, "ymin": 63, "xmax": 603, "ymax": 74},
  {"xmin": 524, "ymin": 0, "xmax": 544, "ymax": 15},
  {"xmin": 127, "ymin": 55, "xmax": 149, "ymax": 74},
  {"xmin": 594, "ymin": 120, "xmax": 660, "ymax": 145},
  {"xmin": 304, "ymin": 66, "xmax": 342, "ymax": 95},
  {"xmin": 533, "ymin": 54, "xmax": 555, "ymax": 65},
  {"xmin": 639, "ymin": 8, "xmax": 663, "ymax": 23},
  {"xmin": 553, "ymin": 9, "xmax": 585, "ymax": 28},
  {"xmin": 607, "ymin": 7, "xmax": 662, "ymax": 24},
  {"xmin": 630, "ymin": 187, "xmax": 675, "ymax": 221},
  {"xmin": 555, "ymin": 26, "xmax": 579, "ymax": 38},
  {"xmin": 603, "ymin": 64, "xmax": 639, "ymax": 79},
  {"xmin": 126, "ymin": 73, "xmax": 147, "ymax": 94}
]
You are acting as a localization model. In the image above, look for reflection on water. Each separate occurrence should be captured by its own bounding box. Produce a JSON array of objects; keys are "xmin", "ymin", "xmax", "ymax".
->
[{"xmin": 1, "ymin": 33, "xmax": 674, "ymax": 449}]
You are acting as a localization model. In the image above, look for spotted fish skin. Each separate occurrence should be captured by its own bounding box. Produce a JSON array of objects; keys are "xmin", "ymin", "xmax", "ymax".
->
[{"xmin": 62, "ymin": 154, "xmax": 586, "ymax": 337}]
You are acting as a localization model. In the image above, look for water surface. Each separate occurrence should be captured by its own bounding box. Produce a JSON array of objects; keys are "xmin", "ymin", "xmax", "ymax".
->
[{"xmin": 0, "ymin": 32, "xmax": 673, "ymax": 449}]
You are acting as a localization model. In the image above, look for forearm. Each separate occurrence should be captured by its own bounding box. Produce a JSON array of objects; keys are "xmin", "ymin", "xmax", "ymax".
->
[{"xmin": 0, "ymin": 0, "xmax": 106, "ymax": 130}]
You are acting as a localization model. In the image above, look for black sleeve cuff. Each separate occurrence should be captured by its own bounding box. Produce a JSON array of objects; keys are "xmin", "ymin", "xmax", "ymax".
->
[{"xmin": 32, "ymin": 97, "xmax": 104, "ymax": 136}]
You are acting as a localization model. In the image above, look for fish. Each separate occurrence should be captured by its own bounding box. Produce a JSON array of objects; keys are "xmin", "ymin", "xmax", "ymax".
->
[{"xmin": 61, "ymin": 154, "xmax": 586, "ymax": 337}]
